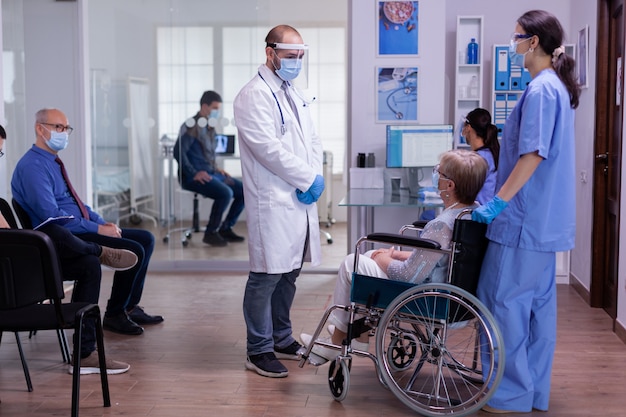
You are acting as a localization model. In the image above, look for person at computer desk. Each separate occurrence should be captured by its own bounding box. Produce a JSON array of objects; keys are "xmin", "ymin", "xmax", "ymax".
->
[{"xmin": 174, "ymin": 90, "xmax": 245, "ymax": 247}]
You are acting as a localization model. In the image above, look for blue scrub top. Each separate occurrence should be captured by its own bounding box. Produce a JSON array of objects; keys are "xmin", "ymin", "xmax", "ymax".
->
[
  {"xmin": 475, "ymin": 148, "xmax": 497, "ymax": 205},
  {"xmin": 487, "ymin": 69, "xmax": 576, "ymax": 252}
]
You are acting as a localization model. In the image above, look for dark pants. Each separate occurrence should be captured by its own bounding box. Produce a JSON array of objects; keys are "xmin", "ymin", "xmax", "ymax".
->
[
  {"xmin": 77, "ymin": 228, "xmax": 154, "ymax": 318},
  {"xmin": 181, "ymin": 176, "xmax": 245, "ymax": 233},
  {"xmin": 39, "ymin": 223, "xmax": 102, "ymax": 357}
]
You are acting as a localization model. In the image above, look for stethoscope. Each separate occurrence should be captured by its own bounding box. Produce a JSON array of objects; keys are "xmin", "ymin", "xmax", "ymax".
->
[{"xmin": 257, "ymin": 71, "xmax": 315, "ymax": 136}]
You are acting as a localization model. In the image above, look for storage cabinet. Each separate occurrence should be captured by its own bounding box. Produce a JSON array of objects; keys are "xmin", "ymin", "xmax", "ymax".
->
[
  {"xmin": 490, "ymin": 44, "xmax": 575, "ymax": 139},
  {"xmin": 453, "ymin": 16, "xmax": 483, "ymax": 148}
]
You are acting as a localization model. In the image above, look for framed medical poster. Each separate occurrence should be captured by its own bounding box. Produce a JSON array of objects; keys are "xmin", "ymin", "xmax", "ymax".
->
[
  {"xmin": 376, "ymin": 67, "xmax": 418, "ymax": 122},
  {"xmin": 577, "ymin": 25, "xmax": 589, "ymax": 88},
  {"xmin": 377, "ymin": 1, "xmax": 419, "ymax": 56}
]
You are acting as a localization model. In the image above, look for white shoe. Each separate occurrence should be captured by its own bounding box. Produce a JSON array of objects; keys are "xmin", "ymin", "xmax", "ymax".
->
[{"xmin": 327, "ymin": 324, "xmax": 335, "ymax": 336}]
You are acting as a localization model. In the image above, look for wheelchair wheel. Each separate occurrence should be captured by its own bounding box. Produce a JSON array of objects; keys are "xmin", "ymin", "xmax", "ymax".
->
[
  {"xmin": 375, "ymin": 283, "xmax": 504, "ymax": 417},
  {"xmin": 328, "ymin": 358, "xmax": 350, "ymax": 401},
  {"xmin": 386, "ymin": 331, "xmax": 419, "ymax": 372}
]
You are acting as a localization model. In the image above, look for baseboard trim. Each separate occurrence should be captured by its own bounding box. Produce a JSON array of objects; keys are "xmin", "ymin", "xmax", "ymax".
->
[
  {"xmin": 616, "ymin": 319, "xmax": 626, "ymax": 345},
  {"xmin": 569, "ymin": 272, "xmax": 590, "ymax": 305}
]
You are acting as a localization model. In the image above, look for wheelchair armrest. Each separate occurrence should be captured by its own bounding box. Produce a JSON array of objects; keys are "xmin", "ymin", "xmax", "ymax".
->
[
  {"xmin": 412, "ymin": 220, "xmax": 429, "ymax": 229},
  {"xmin": 365, "ymin": 232, "xmax": 441, "ymax": 250}
]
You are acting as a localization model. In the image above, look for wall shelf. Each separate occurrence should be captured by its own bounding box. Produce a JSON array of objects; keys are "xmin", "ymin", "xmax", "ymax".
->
[{"xmin": 453, "ymin": 15, "xmax": 483, "ymax": 148}]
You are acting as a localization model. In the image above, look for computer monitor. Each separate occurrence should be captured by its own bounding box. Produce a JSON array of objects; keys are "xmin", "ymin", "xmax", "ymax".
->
[
  {"xmin": 386, "ymin": 125, "xmax": 454, "ymax": 168},
  {"xmin": 214, "ymin": 134, "xmax": 236, "ymax": 155}
]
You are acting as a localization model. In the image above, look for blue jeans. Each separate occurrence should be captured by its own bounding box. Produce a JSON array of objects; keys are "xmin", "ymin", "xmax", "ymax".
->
[
  {"xmin": 243, "ymin": 269, "xmax": 301, "ymax": 355},
  {"xmin": 77, "ymin": 228, "xmax": 155, "ymax": 318},
  {"xmin": 181, "ymin": 175, "xmax": 244, "ymax": 233}
]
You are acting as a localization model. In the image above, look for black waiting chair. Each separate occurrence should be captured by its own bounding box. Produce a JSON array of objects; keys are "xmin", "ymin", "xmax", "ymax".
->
[
  {"xmin": 11, "ymin": 198, "xmax": 33, "ymax": 229},
  {"xmin": 0, "ymin": 229, "xmax": 111, "ymax": 417},
  {"xmin": 0, "ymin": 197, "xmax": 19, "ymax": 229},
  {"xmin": 2, "ymin": 197, "xmax": 73, "ymax": 377}
]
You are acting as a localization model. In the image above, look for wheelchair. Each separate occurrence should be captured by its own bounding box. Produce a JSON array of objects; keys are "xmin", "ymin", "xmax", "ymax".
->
[{"xmin": 298, "ymin": 209, "xmax": 504, "ymax": 416}]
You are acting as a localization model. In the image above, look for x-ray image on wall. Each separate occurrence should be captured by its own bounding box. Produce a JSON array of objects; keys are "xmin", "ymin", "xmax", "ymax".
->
[{"xmin": 376, "ymin": 67, "xmax": 418, "ymax": 122}]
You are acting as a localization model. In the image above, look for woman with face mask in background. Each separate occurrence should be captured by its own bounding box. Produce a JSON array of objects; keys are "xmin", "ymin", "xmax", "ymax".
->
[
  {"xmin": 300, "ymin": 149, "xmax": 487, "ymax": 364},
  {"xmin": 463, "ymin": 108, "xmax": 499, "ymax": 204},
  {"xmin": 472, "ymin": 10, "xmax": 580, "ymax": 414}
]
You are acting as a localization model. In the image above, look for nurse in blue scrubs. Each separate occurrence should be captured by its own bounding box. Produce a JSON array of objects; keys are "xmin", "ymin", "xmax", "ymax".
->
[{"xmin": 471, "ymin": 10, "xmax": 581, "ymax": 414}]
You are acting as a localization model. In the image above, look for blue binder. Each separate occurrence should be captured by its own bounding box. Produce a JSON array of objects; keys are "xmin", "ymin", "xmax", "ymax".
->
[
  {"xmin": 521, "ymin": 69, "xmax": 532, "ymax": 90},
  {"xmin": 494, "ymin": 46, "xmax": 510, "ymax": 90}
]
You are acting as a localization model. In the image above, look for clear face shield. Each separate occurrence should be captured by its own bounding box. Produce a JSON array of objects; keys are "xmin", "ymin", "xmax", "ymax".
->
[{"xmin": 269, "ymin": 42, "xmax": 309, "ymax": 90}]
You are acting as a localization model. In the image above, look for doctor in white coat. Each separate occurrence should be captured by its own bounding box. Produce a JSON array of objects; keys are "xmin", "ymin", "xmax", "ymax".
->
[{"xmin": 234, "ymin": 24, "xmax": 324, "ymax": 378}]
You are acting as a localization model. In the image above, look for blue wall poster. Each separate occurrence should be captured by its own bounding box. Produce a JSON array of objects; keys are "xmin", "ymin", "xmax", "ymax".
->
[
  {"xmin": 378, "ymin": 1, "xmax": 419, "ymax": 56},
  {"xmin": 376, "ymin": 67, "xmax": 418, "ymax": 122}
]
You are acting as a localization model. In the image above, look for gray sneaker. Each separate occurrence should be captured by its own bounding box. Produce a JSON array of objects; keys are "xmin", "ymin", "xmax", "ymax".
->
[
  {"xmin": 99, "ymin": 246, "xmax": 138, "ymax": 271},
  {"xmin": 69, "ymin": 350, "xmax": 130, "ymax": 375}
]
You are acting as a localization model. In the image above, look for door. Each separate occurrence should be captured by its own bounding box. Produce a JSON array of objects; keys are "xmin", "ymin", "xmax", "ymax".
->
[{"xmin": 591, "ymin": 0, "xmax": 624, "ymax": 321}]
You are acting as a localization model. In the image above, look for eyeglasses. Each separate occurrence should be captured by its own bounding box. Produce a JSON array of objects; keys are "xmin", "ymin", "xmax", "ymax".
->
[
  {"xmin": 510, "ymin": 32, "xmax": 532, "ymax": 43},
  {"xmin": 433, "ymin": 164, "xmax": 453, "ymax": 181},
  {"xmin": 40, "ymin": 122, "xmax": 74, "ymax": 135}
]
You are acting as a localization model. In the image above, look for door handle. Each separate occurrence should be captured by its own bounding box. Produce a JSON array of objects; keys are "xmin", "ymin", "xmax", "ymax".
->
[
  {"xmin": 595, "ymin": 152, "xmax": 609, "ymax": 161},
  {"xmin": 596, "ymin": 152, "xmax": 609, "ymax": 175}
]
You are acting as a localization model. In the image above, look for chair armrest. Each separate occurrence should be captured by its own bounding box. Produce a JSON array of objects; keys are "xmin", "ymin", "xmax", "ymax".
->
[{"xmin": 364, "ymin": 232, "xmax": 441, "ymax": 250}]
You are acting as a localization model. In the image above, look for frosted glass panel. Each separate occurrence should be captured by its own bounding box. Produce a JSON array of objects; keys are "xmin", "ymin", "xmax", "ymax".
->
[
  {"xmin": 185, "ymin": 28, "xmax": 213, "ymax": 65},
  {"xmin": 318, "ymin": 64, "xmax": 346, "ymax": 101},
  {"xmin": 158, "ymin": 66, "xmax": 187, "ymax": 103},
  {"xmin": 185, "ymin": 65, "xmax": 214, "ymax": 99},
  {"xmin": 320, "ymin": 28, "xmax": 346, "ymax": 63},
  {"xmin": 223, "ymin": 64, "xmax": 257, "ymax": 100},
  {"xmin": 157, "ymin": 27, "xmax": 186, "ymax": 65}
]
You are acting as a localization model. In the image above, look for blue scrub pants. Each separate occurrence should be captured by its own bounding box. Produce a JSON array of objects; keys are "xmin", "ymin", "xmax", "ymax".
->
[{"xmin": 477, "ymin": 241, "xmax": 556, "ymax": 412}]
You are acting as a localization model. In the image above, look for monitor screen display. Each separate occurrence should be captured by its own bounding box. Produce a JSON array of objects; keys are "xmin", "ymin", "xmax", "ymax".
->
[
  {"xmin": 386, "ymin": 125, "xmax": 453, "ymax": 168},
  {"xmin": 214, "ymin": 134, "xmax": 236, "ymax": 155}
]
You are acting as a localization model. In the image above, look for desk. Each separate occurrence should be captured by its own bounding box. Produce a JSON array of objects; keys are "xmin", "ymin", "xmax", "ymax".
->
[{"xmin": 339, "ymin": 188, "xmax": 444, "ymax": 238}]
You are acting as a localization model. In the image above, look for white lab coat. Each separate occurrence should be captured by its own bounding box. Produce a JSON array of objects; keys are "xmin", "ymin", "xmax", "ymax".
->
[{"xmin": 234, "ymin": 64, "xmax": 323, "ymax": 274}]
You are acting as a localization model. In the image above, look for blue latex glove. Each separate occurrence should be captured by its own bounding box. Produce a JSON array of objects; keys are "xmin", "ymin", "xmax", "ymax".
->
[
  {"xmin": 307, "ymin": 175, "xmax": 325, "ymax": 201},
  {"xmin": 471, "ymin": 196, "xmax": 509, "ymax": 224},
  {"xmin": 296, "ymin": 189, "xmax": 315, "ymax": 204}
]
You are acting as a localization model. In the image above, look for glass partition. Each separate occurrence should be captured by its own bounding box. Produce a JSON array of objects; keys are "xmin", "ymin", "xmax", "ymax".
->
[{"xmin": 87, "ymin": 0, "xmax": 348, "ymax": 267}]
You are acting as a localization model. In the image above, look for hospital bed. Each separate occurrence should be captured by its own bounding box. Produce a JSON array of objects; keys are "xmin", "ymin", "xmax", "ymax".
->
[{"xmin": 299, "ymin": 209, "xmax": 504, "ymax": 416}]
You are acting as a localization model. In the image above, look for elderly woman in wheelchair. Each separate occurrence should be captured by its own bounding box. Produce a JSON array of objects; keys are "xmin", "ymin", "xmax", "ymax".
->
[{"xmin": 299, "ymin": 149, "xmax": 505, "ymax": 416}]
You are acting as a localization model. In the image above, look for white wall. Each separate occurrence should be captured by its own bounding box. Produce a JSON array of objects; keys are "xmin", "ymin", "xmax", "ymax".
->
[
  {"xmin": 349, "ymin": 0, "xmax": 447, "ymax": 244},
  {"xmin": 569, "ymin": 3, "xmax": 598, "ymax": 295},
  {"xmin": 21, "ymin": 0, "xmax": 89, "ymax": 200}
]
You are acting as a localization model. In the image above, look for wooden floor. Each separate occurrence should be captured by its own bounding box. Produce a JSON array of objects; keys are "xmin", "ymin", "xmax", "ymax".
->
[{"xmin": 1, "ymin": 271, "xmax": 626, "ymax": 416}]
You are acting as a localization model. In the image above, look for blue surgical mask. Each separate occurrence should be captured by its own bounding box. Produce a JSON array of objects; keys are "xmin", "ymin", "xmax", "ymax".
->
[
  {"xmin": 46, "ymin": 131, "xmax": 69, "ymax": 152},
  {"xmin": 209, "ymin": 109, "xmax": 220, "ymax": 120},
  {"xmin": 509, "ymin": 38, "xmax": 531, "ymax": 68},
  {"xmin": 275, "ymin": 58, "xmax": 302, "ymax": 81}
]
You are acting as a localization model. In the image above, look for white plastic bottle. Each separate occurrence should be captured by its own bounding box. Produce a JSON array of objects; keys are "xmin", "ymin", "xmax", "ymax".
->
[{"xmin": 468, "ymin": 75, "xmax": 479, "ymax": 98}]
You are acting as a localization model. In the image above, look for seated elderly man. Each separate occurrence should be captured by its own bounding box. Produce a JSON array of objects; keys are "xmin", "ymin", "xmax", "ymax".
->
[
  {"xmin": 1, "ymin": 123, "xmax": 137, "ymax": 375},
  {"xmin": 11, "ymin": 108, "xmax": 163, "ymax": 339},
  {"xmin": 301, "ymin": 149, "xmax": 487, "ymax": 362}
]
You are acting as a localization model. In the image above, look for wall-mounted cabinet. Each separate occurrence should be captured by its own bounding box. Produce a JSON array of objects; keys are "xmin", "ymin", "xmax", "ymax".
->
[{"xmin": 453, "ymin": 15, "xmax": 483, "ymax": 148}]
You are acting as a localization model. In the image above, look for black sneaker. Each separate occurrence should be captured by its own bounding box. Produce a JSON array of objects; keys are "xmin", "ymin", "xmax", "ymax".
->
[
  {"xmin": 274, "ymin": 340, "xmax": 305, "ymax": 360},
  {"xmin": 202, "ymin": 231, "xmax": 228, "ymax": 246},
  {"xmin": 245, "ymin": 352, "xmax": 288, "ymax": 378},
  {"xmin": 219, "ymin": 228, "xmax": 245, "ymax": 242}
]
